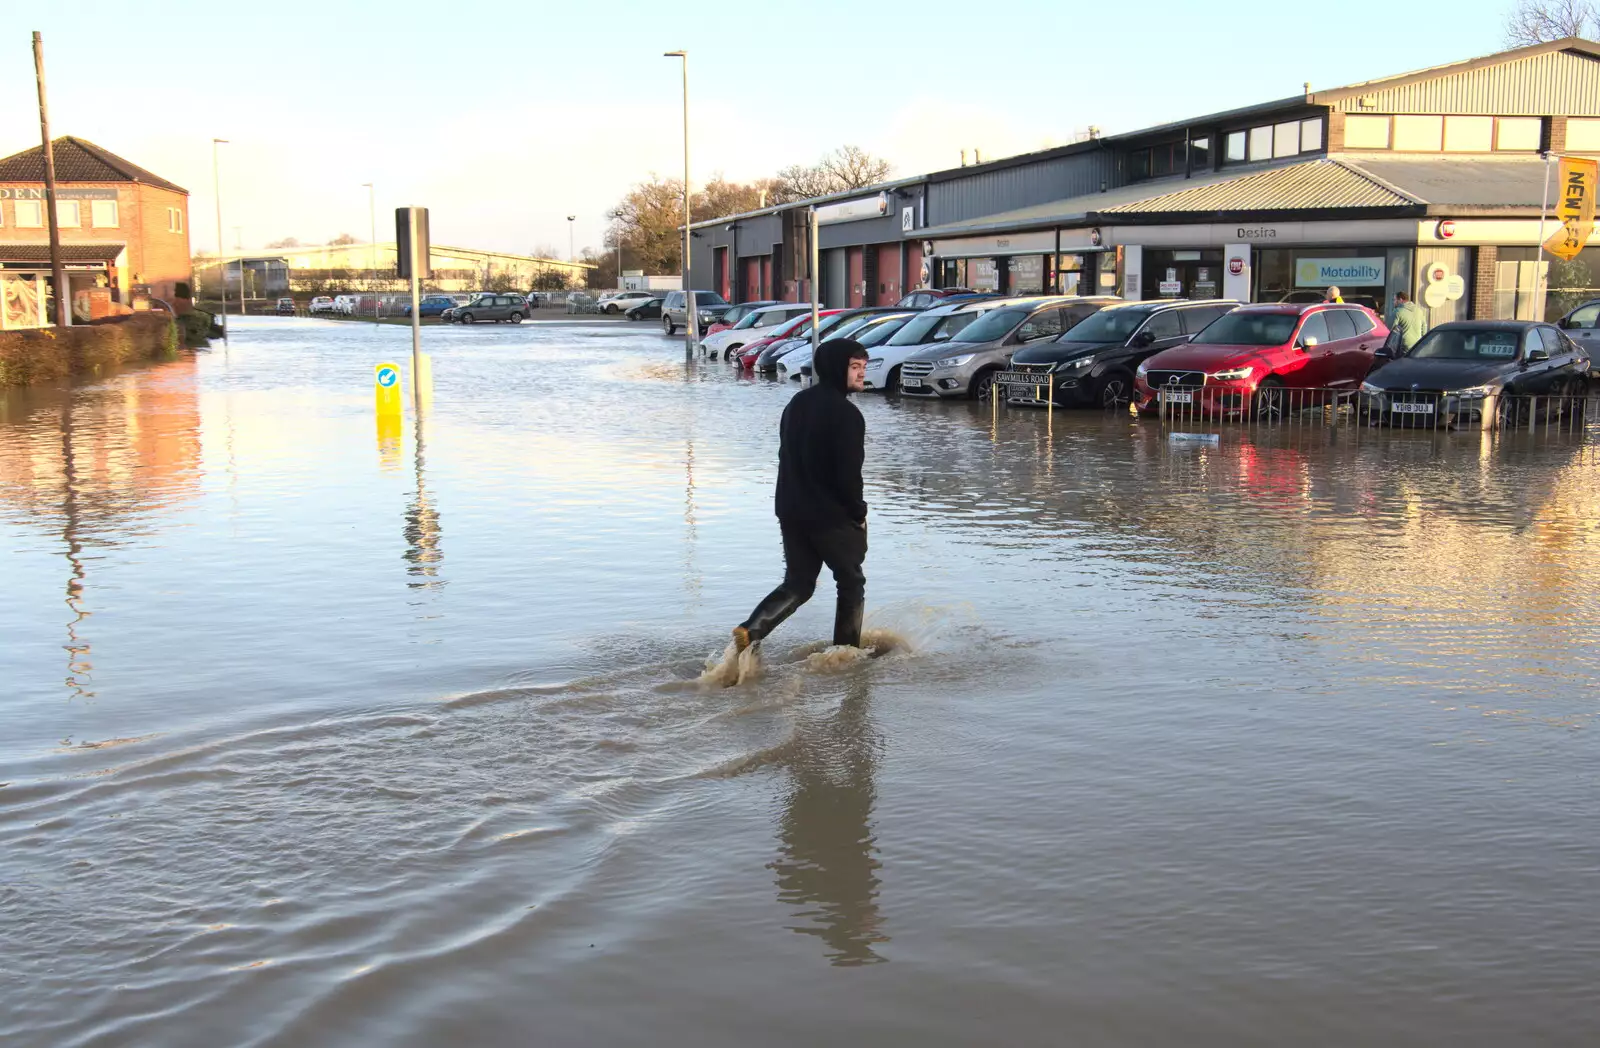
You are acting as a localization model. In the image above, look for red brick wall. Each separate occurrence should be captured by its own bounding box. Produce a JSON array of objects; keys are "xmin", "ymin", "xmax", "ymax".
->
[
  {"xmin": 0, "ymin": 180, "xmax": 191, "ymax": 307},
  {"xmin": 1472, "ymin": 246, "xmax": 1498, "ymax": 320}
]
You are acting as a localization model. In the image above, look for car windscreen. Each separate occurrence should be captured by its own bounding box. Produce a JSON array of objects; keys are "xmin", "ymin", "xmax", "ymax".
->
[
  {"xmin": 949, "ymin": 308, "xmax": 1028, "ymax": 343},
  {"xmin": 1189, "ymin": 311, "xmax": 1298, "ymax": 346},
  {"xmin": 1056, "ymin": 308, "xmax": 1147, "ymax": 343},
  {"xmin": 689, "ymin": 292, "xmax": 726, "ymax": 305},
  {"xmin": 1407, "ymin": 328, "xmax": 1523, "ymax": 360},
  {"xmin": 830, "ymin": 314, "xmax": 881, "ymax": 338},
  {"xmin": 885, "ymin": 313, "xmax": 947, "ymax": 346},
  {"xmin": 858, "ymin": 316, "xmax": 912, "ymax": 347},
  {"xmin": 732, "ymin": 310, "xmax": 769, "ymax": 329}
]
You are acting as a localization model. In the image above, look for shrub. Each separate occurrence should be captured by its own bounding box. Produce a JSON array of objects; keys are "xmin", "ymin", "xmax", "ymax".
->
[{"xmin": 179, "ymin": 309, "xmax": 212, "ymax": 347}]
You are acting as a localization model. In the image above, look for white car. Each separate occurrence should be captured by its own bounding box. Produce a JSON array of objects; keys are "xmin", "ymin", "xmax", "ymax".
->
[
  {"xmin": 701, "ymin": 303, "xmax": 814, "ymax": 360},
  {"xmin": 333, "ymin": 294, "xmax": 361, "ymax": 316},
  {"xmin": 776, "ymin": 312, "xmax": 914, "ymax": 381},
  {"xmin": 309, "ymin": 296, "xmax": 335, "ymax": 314},
  {"xmin": 862, "ymin": 299, "xmax": 1004, "ymax": 391},
  {"xmin": 597, "ymin": 291, "xmax": 657, "ymax": 314}
]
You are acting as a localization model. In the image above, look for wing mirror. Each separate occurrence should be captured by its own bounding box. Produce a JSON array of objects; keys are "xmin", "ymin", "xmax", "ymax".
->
[
  {"xmin": 1372, "ymin": 345, "xmax": 1394, "ymax": 360},
  {"xmin": 1297, "ymin": 335, "xmax": 1320, "ymax": 351},
  {"xmin": 1525, "ymin": 347, "xmax": 1550, "ymax": 364},
  {"xmin": 1132, "ymin": 330, "xmax": 1156, "ymax": 347}
]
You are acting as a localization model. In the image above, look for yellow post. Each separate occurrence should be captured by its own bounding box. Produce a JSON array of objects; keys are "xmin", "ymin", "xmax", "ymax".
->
[{"xmin": 375, "ymin": 361, "xmax": 403, "ymax": 416}]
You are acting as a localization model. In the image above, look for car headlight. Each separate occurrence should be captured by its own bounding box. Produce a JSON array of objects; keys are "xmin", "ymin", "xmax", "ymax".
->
[
  {"xmin": 1058, "ymin": 355, "xmax": 1095, "ymax": 370},
  {"xmin": 1453, "ymin": 384, "xmax": 1495, "ymax": 398},
  {"xmin": 935, "ymin": 353, "xmax": 976, "ymax": 368},
  {"xmin": 1360, "ymin": 380, "xmax": 1385, "ymax": 393},
  {"xmin": 866, "ymin": 358, "xmax": 883, "ymax": 369},
  {"xmin": 1208, "ymin": 366, "xmax": 1254, "ymax": 381}
]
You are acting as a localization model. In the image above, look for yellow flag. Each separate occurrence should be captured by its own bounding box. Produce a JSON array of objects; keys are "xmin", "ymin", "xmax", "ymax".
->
[{"xmin": 1544, "ymin": 156, "xmax": 1598, "ymax": 262}]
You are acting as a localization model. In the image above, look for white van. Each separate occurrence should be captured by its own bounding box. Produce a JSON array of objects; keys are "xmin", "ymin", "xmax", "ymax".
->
[{"xmin": 333, "ymin": 294, "xmax": 360, "ymax": 316}]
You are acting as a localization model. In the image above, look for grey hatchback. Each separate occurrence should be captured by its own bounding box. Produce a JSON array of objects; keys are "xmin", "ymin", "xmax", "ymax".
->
[
  {"xmin": 450, "ymin": 293, "xmax": 526, "ymax": 324},
  {"xmin": 900, "ymin": 296, "xmax": 1120, "ymax": 400}
]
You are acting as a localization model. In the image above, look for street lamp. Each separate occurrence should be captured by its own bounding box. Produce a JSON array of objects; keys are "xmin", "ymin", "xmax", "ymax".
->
[
  {"xmin": 664, "ymin": 49, "xmax": 693, "ymax": 356},
  {"xmin": 567, "ymin": 214, "xmax": 576, "ymax": 263},
  {"xmin": 608, "ymin": 207, "xmax": 625, "ymax": 290},
  {"xmin": 363, "ymin": 182, "xmax": 377, "ymax": 320},
  {"xmin": 212, "ymin": 138, "xmax": 229, "ymax": 340}
]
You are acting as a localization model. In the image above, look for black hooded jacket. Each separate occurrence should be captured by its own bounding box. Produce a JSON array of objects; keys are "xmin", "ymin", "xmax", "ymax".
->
[{"xmin": 774, "ymin": 338, "xmax": 867, "ymax": 527}]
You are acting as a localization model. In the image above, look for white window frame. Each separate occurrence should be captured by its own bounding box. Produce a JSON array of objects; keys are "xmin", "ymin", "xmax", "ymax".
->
[
  {"xmin": 1564, "ymin": 117, "xmax": 1600, "ymax": 152},
  {"xmin": 167, "ymin": 207, "xmax": 184, "ymax": 233},
  {"xmin": 56, "ymin": 200, "xmax": 81, "ymax": 227},
  {"xmin": 1443, "ymin": 115, "xmax": 1494, "ymax": 152},
  {"xmin": 1495, "ymin": 117, "xmax": 1542, "ymax": 151},
  {"xmin": 15, "ymin": 199, "xmax": 44, "ymax": 228},
  {"xmin": 1300, "ymin": 118, "xmax": 1324, "ymax": 153},
  {"xmin": 1247, "ymin": 125, "xmax": 1272, "ymax": 161},
  {"xmin": 91, "ymin": 199, "xmax": 119, "ymax": 228},
  {"xmin": 1343, "ymin": 115, "xmax": 1391, "ymax": 150},
  {"xmin": 1392, "ymin": 115, "xmax": 1444, "ymax": 152},
  {"xmin": 1272, "ymin": 121, "xmax": 1301, "ymax": 158}
]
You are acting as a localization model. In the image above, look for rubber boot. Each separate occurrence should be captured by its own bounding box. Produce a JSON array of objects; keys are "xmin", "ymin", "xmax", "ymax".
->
[
  {"xmin": 741, "ymin": 584, "xmax": 811, "ymax": 643},
  {"xmin": 832, "ymin": 593, "xmax": 864, "ymax": 649}
]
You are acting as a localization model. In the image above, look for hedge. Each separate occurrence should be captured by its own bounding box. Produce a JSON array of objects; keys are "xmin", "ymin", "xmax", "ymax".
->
[{"xmin": 0, "ymin": 314, "xmax": 181, "ymax": 388}]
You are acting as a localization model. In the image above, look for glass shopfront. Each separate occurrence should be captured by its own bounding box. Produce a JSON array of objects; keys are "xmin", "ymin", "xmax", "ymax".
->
[
  {"xmin": 936, "ymin": 246, "xmax": 1121, "ymax": 297},
  {"xmin": 1253, "ymin": 246, "xmax": 1412, "ymax": 313},
  {"xmin": 1497, "ymin": 246, "xmax": 1600, "ymax": 320},
  {"xmin": 1142, "ymin": 249, "xmax": 1224, "ymax": 300}
]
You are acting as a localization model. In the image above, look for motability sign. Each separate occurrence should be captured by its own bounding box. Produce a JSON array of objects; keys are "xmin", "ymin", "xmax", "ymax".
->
[
  {"xmin": 1293, "ymin": 258, "xmax": 1385, "ymax": 287},
  {"xmin": 1544, "ymin": 155, "xmax": 1598, "ymax": 263}
]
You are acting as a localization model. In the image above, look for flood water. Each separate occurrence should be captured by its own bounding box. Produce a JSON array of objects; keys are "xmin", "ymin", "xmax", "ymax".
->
[{"xmin": 4, "ymin": 316, "xmax": 1600, "ymax": 1047}]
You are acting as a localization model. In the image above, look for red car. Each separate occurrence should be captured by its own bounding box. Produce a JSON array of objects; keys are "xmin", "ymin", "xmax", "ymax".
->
[
  {"xmin": 1133, "ymin": 302, "xmax": 1390, "ymax": 417},
  {"xmin": 704, "ymin": 299, "xmax": 779, "ymax": 336},
  {"xmin": 736, "ymin": 310, "xmax": 843, "ymax": 369}
]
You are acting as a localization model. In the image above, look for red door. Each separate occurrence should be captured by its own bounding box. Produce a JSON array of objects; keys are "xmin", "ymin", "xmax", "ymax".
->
[
  {"xmin": 847, "ymin": 248, "xmax": 865, "ymax": 307},
  {"xmin": 876, "ymin": 244, "xmax": 901, "ymax": 305},
  {"xmin": 760, "ymin": 257, "xmax": 772, "ymax": 299},
  {"xmin": 742, "ymin": 257, "xmax": 759, "ymax": 304}
]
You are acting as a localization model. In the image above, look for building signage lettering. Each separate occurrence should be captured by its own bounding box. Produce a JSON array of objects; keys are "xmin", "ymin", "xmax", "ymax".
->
[
  {"xmin": 0, "ymin": 186, "xmax": 119, "ymax": 200},
  {"xmin": 814, "ymin": 191, "xmax": 889, "ymax": 226},
  {"xmin": 1235, "ymin": 226, "xmax": 1279, "ymax": 239},
  {"xmin": 1294, "ymin": 257, "xmax": 1385, "ymax": 287}
]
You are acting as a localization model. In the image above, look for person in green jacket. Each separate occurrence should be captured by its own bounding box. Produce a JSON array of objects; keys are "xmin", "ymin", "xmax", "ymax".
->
[{"xmin": 1387, "ymin": 291, "xmax": 1428, "ymax": 352}]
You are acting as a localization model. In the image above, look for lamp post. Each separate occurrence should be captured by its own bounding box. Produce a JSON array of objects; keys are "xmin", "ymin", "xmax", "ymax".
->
[
  {"xmin": 608, "ymin": 207, "xmax": 624, "ymax": 290},
  {"xmin": 664, "ymin": 49, "xmax": 693, "ymax": 357},
  {"xmin": 566, "ymin": 214, "xmax": 576, "ymax": 263},
  {"xmin": 363, "ymin": 182, "xmax": 377, "ymax": 319},
  {"xmin": 212, "ymin": 138, "xmax": 229, "ymax": 341}
]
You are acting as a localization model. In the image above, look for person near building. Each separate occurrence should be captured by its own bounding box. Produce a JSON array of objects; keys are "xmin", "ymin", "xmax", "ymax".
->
[
  {"xmin": 1323, "ymin": 285, "xmax": 1344, "ymax": 304},
  {"xmin": 1387, "ymin": 290, "xmax": 1429, "ymax": 352},
  {"xmin": 734, "ymin": 338, "xmax": 871, "ymax": 652}
]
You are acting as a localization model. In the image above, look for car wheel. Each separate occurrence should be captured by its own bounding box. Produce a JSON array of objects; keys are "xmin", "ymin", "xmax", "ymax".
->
[
  {"xmin": 886, "ymin": 366, "xmax": 902, "ymax": 394},
  {"xmin": 1498, "ymin": 393, "xmax": 1529, "ymax": 428},
  {"xmin": 1097, "ymin": 369, "xmax": 1134, "ymax": 409},
  {"xmin": 1252, "ymin": 376, "xmax": 1286, "ymax": 422},
  {"xmin": 971, "ymin": 369, "xmax": 998, "ymax": 401},
  {"xmin": 664, "ymin": 318, "xmax": 675, "ymax": 336},
  {"xmin": 509, "ymin": 312, "xmax": 523, "ymax": 324}
]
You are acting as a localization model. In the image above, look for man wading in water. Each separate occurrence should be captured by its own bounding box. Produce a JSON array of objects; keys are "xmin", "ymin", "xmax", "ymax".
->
[{"xmin": 734, "ymin": 338, "xmax": 870, "ymax": 653}]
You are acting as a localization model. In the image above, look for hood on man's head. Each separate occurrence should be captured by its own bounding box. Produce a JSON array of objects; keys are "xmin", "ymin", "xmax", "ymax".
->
[{"xmin": 814, "ymin": 338, "xmax": 868, "ymax": 391}]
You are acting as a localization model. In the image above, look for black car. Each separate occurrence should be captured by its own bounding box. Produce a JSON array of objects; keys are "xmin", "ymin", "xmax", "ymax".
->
[
  {"xmin": 625, "ymin": 296, "xmax": 664, "ymax": 321},
  {"xmin": 661, "ymin": 290, "xmax": 729, "ymax": 336},
  {"xmin": 1003, "ymin": 299, "xmax": 1239, "ymax": 408},
  {"xmin": 1360, "ymin": 320, "xmax": 1590, "ymax": 427}
]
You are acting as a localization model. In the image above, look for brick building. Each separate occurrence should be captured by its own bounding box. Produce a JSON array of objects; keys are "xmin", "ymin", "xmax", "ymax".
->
[{"xmin": 0, "ymin": 137, "xmax": 192, "ymax": 328}]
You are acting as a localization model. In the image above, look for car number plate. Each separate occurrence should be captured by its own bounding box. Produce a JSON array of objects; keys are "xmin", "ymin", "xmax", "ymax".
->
[
  {"xmin": 1160, "ymin": 390, "xmax": 1194, "ymax": 404},
  {"xmin": 900, "ymin": 378, "xmax": 924, "ymax": 389},
  {"xmin": 1391, "ymin": 401, "xmax": 1434, "ymax": 414}
]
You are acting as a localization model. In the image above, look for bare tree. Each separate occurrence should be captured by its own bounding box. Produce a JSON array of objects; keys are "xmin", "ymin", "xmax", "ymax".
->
[
  {"xmin": 329, "ymin": 232, "xmax": 358, "ymax": 246},
  {"xmin": 265, "ymin": 236, "xmax": 301, "ymax": 248},
  {"xmin": 1504, "ymin": 0, "xmax": 1598, "ymax": 44},
  {"xmin": 771, "ymin": 146, "xmax": 894, "ymax": 204}
]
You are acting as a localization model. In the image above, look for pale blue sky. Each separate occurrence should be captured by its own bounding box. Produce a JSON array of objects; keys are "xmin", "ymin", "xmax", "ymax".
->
[{"xmin": 2, "ymin": 0, "xmax": 1523, "ymax": 258}]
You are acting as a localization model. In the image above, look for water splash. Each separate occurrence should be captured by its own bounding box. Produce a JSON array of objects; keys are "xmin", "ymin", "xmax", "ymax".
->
[{"xmin": 697, "ymin": 639, "xmax": 764, "ymax": 688}]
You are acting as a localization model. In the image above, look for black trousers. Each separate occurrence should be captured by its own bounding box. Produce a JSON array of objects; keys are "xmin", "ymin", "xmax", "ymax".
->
[{"xmin": 741, "ymin": 520, "xmax": 867, "ymax": 647}]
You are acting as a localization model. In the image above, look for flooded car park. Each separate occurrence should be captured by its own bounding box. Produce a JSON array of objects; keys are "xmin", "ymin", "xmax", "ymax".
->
[{"xmin": 4, "ymin": 316, "xmax": 1600, "ymax": 1047}]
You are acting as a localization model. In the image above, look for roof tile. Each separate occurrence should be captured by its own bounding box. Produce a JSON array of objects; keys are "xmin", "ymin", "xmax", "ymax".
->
[{"xmin": 0, "ymin": 137, "xmax": 186, "ymax": 193}]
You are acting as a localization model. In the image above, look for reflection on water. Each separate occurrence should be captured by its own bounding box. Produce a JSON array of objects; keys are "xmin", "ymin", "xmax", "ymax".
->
[
  {"xmin": 768, "ymin": 675, "xmax": 887, "ymax": 966},
  {"xmin": 3, "ymin": 318, "xmax": 1600, "ymax": 1046}
]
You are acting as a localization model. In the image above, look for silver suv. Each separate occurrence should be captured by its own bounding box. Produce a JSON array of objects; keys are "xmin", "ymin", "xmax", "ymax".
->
[
  {"xmin": 899, "ymin": 296, "xmax": 1119, "ymax": 400},
  {"xmin": 450, "ymin": 293, "xmax": 526, "ymax": 324}
]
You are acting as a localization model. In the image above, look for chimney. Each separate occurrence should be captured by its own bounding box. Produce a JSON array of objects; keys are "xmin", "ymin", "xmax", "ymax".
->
[
  {"xmin": 974, "ymin": 147, "xmax": 982, "ymax": 164},
  {"xmin": 960, "ymin": 149, "xmax": 967, "ymax": 166},
  {"xmin": 758, "ymin": 188, "xmax": 767, "ymax": 208}
]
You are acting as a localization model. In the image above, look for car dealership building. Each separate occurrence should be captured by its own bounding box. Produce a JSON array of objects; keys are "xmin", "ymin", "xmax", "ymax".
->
[{"xmin": 690, "ymin": 37, "xmax": 1600, "ymax": 326}]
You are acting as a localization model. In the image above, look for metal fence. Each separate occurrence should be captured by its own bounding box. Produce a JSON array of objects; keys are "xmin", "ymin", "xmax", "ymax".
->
[{"xmin": 994, "ymin": 370, "xmax": 1597, "ymax": 436}]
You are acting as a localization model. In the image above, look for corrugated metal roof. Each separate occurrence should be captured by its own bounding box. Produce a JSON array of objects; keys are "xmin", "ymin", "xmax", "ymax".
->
[
  {"xmin": 1102, "ymin": 159, "xmax": 1417, "ymax": 213},
  {"xmin": 1329, "ymin": 49, "xmax": 1600, "ymax": 115},
  {"xmin": 1340, "ymin": 156, "xmax": 1550, "ymax": 209}
]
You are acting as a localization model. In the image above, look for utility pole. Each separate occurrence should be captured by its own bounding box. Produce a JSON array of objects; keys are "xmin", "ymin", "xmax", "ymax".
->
[
  {"xmin": 664, "ymin": 50, "xmax": 693, "ymax": 357},
  {"xmin": 212, "ymin": 138, "xmax": 229, "ymax": 341},
  {"xmin": 567, "ymin": 215, "xmax": 576, "ymax": 262},
  {"xmin": 363, "ymin": 183, "xmax": 377, "ymax": 321},
  {"xmin": 33, "ymin": 32, "xmax": 68, "ymax": 328}
]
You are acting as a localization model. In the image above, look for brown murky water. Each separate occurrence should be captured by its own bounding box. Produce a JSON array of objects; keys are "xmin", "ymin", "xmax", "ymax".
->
[{"xmin": 3, "ymin": 317, "xmax": 1600, "ymax": 1047}]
